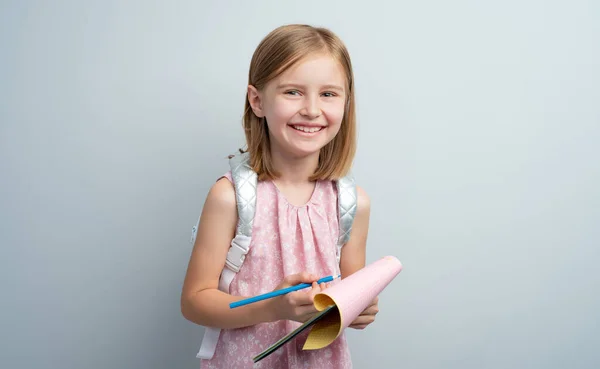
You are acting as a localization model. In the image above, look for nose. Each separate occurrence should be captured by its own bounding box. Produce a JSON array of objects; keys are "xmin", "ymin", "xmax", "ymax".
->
[{"xmin": 300, "ymin": 95, "xmax": 321, "ymax": 119}]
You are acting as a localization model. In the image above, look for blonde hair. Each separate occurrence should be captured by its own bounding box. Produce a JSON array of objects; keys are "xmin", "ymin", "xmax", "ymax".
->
[{"xmin": 239, "ymin": 24, "xmax": 357, "ymax": 181}]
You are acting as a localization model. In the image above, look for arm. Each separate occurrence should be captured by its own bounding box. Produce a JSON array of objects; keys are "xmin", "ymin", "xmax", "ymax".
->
[
  {"xmin": 339, "ymin": 186, "xmax": 379, "ymax": 329},
  {"xmin": 180, "ymin": 178, "xmax": 275, "ymax": 329}
]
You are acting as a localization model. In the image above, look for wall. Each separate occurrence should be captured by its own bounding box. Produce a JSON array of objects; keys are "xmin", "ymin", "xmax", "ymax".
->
[{"xmin": 1, "ymin": 1, "xmax": 598, "ymax": 368}]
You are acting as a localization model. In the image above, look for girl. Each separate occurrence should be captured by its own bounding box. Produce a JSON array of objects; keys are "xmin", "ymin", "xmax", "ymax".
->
[{"xmin": 181, "ymin": 24, "xmax": 378, "ymax": 368}]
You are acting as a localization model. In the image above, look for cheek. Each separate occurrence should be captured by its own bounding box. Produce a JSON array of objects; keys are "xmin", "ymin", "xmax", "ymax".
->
[
  {"xmin": 267, "ymin": 98, "xmax": 298, "ymax": 123},
  {"xmin": 323, "ymin": 103, "xmax": 346, "ymax": 126}
]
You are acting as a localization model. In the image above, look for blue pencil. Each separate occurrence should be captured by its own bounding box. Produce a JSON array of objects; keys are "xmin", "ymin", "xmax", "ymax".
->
[{"xmin": 229, "ymin": 274, "xmax": 340, "ymax": 309}]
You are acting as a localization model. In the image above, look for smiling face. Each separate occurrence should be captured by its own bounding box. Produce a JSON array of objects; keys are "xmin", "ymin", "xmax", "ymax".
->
[{"xmin": 247, "ymin": 53, "xmax": 347, "ymax": 159}]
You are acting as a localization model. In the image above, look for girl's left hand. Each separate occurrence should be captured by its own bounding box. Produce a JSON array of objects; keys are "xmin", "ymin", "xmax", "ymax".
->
[{"xmin": 349, "ymin": 296, "xmax": 379, "ymax": 330}]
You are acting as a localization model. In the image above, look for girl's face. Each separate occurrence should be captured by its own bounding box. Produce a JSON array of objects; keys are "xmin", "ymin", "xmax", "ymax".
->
[{"xmin": 248, "ymin": 53, "xmax": 347, "ymax": 160}]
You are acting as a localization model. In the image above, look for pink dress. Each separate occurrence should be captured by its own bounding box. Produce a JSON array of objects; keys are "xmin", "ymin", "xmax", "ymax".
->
[{"xmin": 200, "ymin": 172, "xmax": 353, "ymax": 369}]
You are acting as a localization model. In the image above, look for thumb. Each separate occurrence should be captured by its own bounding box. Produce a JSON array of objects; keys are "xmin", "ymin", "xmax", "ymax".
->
[{"xmin": 309, "ymin": 281, "xmax": 323, "ymax": 298}]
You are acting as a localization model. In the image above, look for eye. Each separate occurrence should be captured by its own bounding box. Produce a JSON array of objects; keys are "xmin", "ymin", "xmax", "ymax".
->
[
  {"xmin": 322, "ymin": 92, "xmax": 337, "ymax": 97},
  {"xmin": 285, "ymin": 90, "xmax": 301, "ymax": 96}
]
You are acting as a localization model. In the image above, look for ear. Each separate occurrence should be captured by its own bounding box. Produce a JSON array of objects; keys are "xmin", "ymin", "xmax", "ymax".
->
[{"xmin": 247, "ymin": 85, "xmax": 264, "ymax": 118}]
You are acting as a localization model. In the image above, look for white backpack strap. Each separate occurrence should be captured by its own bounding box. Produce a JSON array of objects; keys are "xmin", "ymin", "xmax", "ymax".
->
[
  {"xmin": 195, "ymin": 151, "xmax": 258, "ymax": 360},
  {"xmin": 224, "ymin": 152, "xmax": 257, "ymax": 272},
  {"xmin": 335, "ymin": 173, "xmax": 358, "ymax": 263}
]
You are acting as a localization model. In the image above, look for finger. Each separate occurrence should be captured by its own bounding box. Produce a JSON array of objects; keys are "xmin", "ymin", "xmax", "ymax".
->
[
  {"xmin": 351, "ymin": 315, "xmax": 376, "ymax": 326},
  {"xmin": 309, "ymin": 282, "xmax": 323, "ymax": 298},
  {"xmin": 361, "ymin": 305, "xmax": 379, "ymax": 315},
  {"xmin": 366, "ymin": 297, "xmax": 378, "ymax": 308},
  {"xmin": 293, "ymin": 302, "xmax": 320, "ymax": 322},
  {"xmin": 284, "ymin": 271, "xmax": 317, "ymax": 287},
  {"xmin": 289, "ymin": 290, "xmax": 317, "ymax": 306}
]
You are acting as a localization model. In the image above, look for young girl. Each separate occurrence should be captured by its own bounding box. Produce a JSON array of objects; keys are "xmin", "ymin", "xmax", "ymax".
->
[{"xmin": 181, "ymin": 24, "xmax": 378, "ymax": 368}]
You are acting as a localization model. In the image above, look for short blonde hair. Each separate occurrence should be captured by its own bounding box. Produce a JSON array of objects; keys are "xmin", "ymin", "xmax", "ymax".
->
[{"xmin": 239, "ymin": 24, "xmax": 357, "ymax": 181}]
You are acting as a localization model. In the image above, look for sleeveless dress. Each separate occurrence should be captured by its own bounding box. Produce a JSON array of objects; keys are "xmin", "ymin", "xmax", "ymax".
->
[{"xmin": 200, "ymin": 172, "xmax": 353, "ymax": 369}]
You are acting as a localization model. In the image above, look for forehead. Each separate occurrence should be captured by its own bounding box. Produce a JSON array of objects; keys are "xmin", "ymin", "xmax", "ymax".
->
[{"xmin": 272, "ymin": 53, "xmax": 346, "ymax": 88}]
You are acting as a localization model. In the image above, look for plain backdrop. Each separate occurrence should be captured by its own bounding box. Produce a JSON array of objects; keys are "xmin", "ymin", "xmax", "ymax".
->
[{"xmin": 1, "ymin": 1, "xmax": 599, "ymax": 368}]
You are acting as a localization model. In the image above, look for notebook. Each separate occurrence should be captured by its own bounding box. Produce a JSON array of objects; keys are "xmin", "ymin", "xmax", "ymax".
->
[{"xmin": 253, "ymin": 255, "xmax": 403, "ymax": 363}]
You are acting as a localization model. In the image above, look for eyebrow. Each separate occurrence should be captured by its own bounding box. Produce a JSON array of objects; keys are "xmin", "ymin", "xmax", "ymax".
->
[{"xmin": 276, "ymin": 83, "xmax": 345, "ymax": 92}]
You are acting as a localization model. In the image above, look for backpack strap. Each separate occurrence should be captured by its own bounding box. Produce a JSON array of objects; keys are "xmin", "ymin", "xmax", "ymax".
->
[
  {"xmin": 335, "ymin": 173, "xmax": 358, "ymax": 263},
  {"xmin": 195, "ymin": 152, "xmax": 258, "ymax": 360},
  {"xmin": 190, "ymin": 152, "xmax": 257, "ymax": 272},
  {"xmin": 223, "ymin": 152, "xmax": 258, "ymax": 272}
]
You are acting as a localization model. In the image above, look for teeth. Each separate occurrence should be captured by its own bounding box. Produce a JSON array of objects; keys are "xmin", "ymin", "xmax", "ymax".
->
[{"xmin": 292, "ymin": 125, "xmax": 323, "ymax": 133}]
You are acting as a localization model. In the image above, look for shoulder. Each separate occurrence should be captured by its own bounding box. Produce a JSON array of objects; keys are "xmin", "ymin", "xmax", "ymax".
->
[
  {"xmin": 355, "ymin": 185, "xmax": 371, "ymax": 220},
  {"xmin": 356, "ymin": 185, "xmax": 370, "ymax": 210},
  {"xmin": 204, "ymin": 176, "xmax": 237, "ymax": 214}
]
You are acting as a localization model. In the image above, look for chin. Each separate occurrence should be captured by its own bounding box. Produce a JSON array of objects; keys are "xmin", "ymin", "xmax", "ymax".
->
[
  {"xmin": 288, "ymin": 148, "xmax": 322, "ymax": 159},
  {"xmin": 277, "ymin": 142, "xmax": 323, "ymax": 158}
]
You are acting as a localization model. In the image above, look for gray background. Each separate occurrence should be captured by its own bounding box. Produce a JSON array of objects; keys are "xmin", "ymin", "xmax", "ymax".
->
[{"xmin": 1, "ymin": 1, "xmax": 599, "ymax": 368}]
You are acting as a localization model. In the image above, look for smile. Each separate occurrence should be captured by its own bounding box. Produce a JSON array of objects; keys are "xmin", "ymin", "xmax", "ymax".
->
[{"xmin": 291, "ymin": 125, "xmax": 325, "ymax": 133}]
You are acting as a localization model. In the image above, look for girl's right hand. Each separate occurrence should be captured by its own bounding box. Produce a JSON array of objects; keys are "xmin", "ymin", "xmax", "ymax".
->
[{"xmin": 267, "ymin": 272, "xmax": 327, "ymax": 323}]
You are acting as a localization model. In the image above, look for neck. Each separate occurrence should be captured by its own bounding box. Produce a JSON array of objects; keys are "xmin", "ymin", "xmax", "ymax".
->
[{"xmin": 270, "ymin": 147, "xmax": 319, "ymax": 185}]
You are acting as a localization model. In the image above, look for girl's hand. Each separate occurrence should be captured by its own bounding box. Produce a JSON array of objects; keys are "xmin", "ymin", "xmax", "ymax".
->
[
  {"xmin": 349, "ymin": 296, "xmax": 379, "ymax": 329},
  {"xmin": 267, "ymin": 272, "xmax": 326, "ymax": 323}
]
